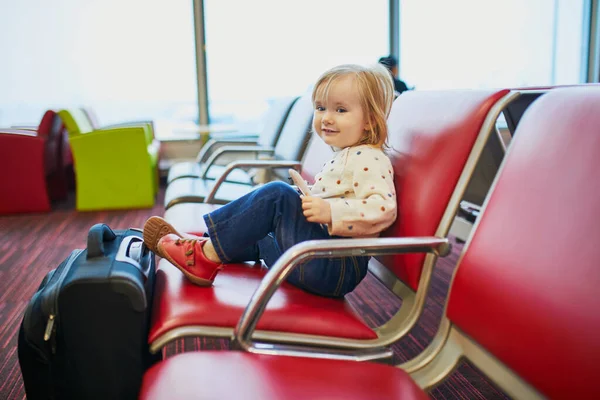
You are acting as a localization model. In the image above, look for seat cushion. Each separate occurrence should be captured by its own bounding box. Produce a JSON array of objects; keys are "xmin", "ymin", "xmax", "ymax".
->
[
  {"xmin": 204, "ymin": 164, "xmax": 253, "ymax": 183},
  {"xmin": 140, "ymin": 351, "xmax": 428, "ymax": 400},
  {"xmin": 148, "ymin": 260, "xmax": 378, "ymax": 345},
  {"xmin": 164, "ymin": 202, "xmax": 222, "ymax": 235}
]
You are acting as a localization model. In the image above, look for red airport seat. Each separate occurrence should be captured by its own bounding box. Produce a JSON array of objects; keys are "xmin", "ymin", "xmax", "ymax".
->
[
  {"xmin": 439, "ymin": 85, "xmax": 600, "ymax": 399},
  {"xmin": 140, "ymin": 352, "xmax": 429, "ymax": 400}
]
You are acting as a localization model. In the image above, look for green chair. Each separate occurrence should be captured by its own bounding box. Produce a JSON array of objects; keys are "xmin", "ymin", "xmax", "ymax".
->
[{"xmin": 58, "ymin": 109, "xmax": 159, "ymax": 211}]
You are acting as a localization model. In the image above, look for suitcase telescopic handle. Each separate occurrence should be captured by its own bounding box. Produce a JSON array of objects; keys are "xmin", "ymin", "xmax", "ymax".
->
[
  {"xmin": 116, "ymin": 236, "xmax": 150, "ymax": 281},
  {"xmin": 87, "ymin": 223, "xmax": 117, "ymax": 258}
]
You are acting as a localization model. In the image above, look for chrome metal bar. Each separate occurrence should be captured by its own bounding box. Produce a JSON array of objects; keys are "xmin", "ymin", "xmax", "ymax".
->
[
  {"xmin": 196, "ymin": 138, "xmax": 259, "ymax": 163},
  {"xmin": 232, "ymin": 237, "xmax": 450, "ymax": 356},
  {"xmin": 203, "ymin": 160, "xmax": 302, "ymax": 203},
  {"xmin": 238, "ymin": 342, "xmax": 394, "ymax": 362},
  {"xmin": 195, "ymin": 138, "xmax": 217, "ymax": 163},
  {"xmin": 208, "ymin": 131, "xmax": 259, "ymax": 141},
  {"xmin": 199, "ymin": 145, "xmax": 274, "ymax": 177}
]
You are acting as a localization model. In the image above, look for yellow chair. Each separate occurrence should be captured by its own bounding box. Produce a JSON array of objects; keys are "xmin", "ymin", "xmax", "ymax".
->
[{"xmin": 58, "ymin": 109, "xmax": 159, "ymax": 211}]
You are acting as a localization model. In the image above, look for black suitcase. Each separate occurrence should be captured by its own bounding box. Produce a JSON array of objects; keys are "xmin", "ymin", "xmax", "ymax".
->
[{"xmin": 18, "ymin": 223, "xmax": 161, "ymax": 400}]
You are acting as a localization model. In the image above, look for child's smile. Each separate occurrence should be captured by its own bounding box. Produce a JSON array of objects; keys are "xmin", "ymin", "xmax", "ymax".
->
[{"xmin": 321, "ymin": 127, "xmax": 339, "ymax": 135}]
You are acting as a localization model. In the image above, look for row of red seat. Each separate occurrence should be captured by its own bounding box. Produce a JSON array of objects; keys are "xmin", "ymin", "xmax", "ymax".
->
[{"xmin": 140, "ymin": 87, "xmax": 600, "ymax": 399}]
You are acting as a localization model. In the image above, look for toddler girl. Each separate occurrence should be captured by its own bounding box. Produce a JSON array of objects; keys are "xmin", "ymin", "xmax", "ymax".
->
[{"xmin": 144, "ymin": 63, "xmax": 397, "ymax": 298}]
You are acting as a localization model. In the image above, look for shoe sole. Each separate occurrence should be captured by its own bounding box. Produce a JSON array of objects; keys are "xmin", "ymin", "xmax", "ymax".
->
[
  {"xmin": 158, "ymin": 241, "xmax": 214, "ymax": 287},
  {"xmin": 143, "ymin": 216, "xmax": 184, "ymax": 258}
]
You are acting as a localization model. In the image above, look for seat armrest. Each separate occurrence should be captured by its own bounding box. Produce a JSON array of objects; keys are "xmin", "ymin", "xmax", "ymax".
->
[
  {"xmin": 196, "ymin": 138, "xmax": 261, "ymax": 163},
  {"xmin": 232, "ymin": 237, "xmax": 451, "ymax": 360},
  {"xmin": 200, "ymin": 145, "xmax": 275, "ymax": 177},
  {"xmin": 458, "ymin": 200, "xmax": 481, "ymax": 223},
  {"xmin": 204, "ymin": 159, "xmax": 302, "ymax": 203}
]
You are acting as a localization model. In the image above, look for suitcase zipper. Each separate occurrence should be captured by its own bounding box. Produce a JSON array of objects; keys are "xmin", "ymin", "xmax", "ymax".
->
[
  {"xmin": 41, "ymin": 249, "xmax": 83, "ymax": 343},
  {"xmin": 43, "ymin": 314, "xmax": 55, "ymax": 341}
]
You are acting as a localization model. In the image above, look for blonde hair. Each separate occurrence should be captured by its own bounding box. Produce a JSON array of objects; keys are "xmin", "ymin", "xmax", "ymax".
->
[{"xmin": 311, "ymin": 63, "xmax": 395, "ymax": 148}]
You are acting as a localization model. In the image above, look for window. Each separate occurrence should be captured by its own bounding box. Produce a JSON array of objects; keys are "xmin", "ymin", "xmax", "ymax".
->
[
  {"xmin": 398, "ymin": 0, "xmax": 587, "ymax": 90},
  {"xmin": 0, "ymin": 0, "xmax": 198, "ymax": 127},
  {"xmin": 204, "ymin": 0, "xmax": 389, "ymax": 128}
]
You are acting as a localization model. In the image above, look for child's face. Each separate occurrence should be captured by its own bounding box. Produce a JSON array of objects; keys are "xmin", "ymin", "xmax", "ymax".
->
[{"xmin": 313, "ymin": 75, "xmax": 368, "ymax": 149}]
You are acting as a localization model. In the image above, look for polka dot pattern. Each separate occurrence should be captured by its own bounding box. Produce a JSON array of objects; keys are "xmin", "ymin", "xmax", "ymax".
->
[{"xmin": 312, "ymin": 145, "xmax": 397, "ymax": 237}]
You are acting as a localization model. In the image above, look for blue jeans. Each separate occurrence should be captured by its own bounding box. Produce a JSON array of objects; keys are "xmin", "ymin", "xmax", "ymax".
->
[{"xmin": 203, "ymin": 181, "xmax": 369, "ymax": 298}]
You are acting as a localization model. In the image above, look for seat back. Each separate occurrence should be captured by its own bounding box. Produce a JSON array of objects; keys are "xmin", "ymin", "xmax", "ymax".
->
[
  {"xmin": 58, "ymin": 109, "xmax": 95, "ymax": 135},
  {"xmin": 256, "ymin": 96, "xmax": 299, "ymax": 148},
  {"xmin": 37, "ymin": 110, "xmax": 60, "ymax": 175},
  {"xmin": 0, "ymin": 130, "xmax": 50, "ymax": 214},
  {"xmin": 446, "ymin": 87, "xmax": 600, "ymax": 399},
  {"xmin": 378, "ymin": 89, "xmax": 510, "ymax": 290},
  {"xmin": 299, "ymin": 134, "xmax": 335, "ymax": 182},
  {"xmin": 272, "ymin": 94, "xmax": 314, "ymax": 163}
]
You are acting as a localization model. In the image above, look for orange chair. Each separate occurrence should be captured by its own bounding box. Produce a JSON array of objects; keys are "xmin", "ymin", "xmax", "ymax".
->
[{"xmin": 140, "ymin": 86, "xmax": 600, "ymax": 400}]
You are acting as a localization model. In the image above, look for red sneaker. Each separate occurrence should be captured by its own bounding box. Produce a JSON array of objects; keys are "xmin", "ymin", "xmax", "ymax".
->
[
  {"xmin": 157, "ymin": 234, "xmax": 223, "ymax": 286},
  {"xmin": 143, "ymin": 216, "xmax": 201, "ymax": 258}
]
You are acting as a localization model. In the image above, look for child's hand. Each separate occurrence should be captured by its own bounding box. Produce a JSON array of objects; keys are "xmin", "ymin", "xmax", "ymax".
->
[{"xmin": 301, "ymin": 196, "xmax": 332, "ymax": 224}]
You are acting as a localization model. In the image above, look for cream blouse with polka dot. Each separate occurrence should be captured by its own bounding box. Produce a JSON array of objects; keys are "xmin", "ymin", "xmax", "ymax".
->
[{"xmin": 309, "ymin": 144, "xmax": 397, "ymax": 237}]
